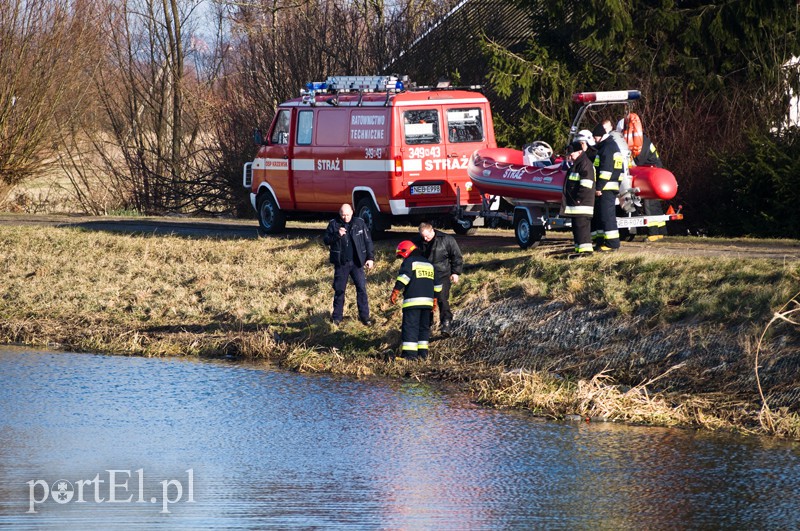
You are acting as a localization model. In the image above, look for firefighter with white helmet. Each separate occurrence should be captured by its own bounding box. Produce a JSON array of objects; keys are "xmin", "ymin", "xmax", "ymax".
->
[
  {"xmin": 575, "ymin": 129, "xmax": 596, "ymax": 147},
  {"xmin": 389, "ymin": 241, "xmax": 440, "ymax": 359},
  {"xmin": 562, "ymin": 140, "xmax": 596, "ymax": 255}
]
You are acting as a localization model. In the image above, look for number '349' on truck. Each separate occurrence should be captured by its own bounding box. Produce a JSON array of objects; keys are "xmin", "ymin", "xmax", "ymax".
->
[{"xmin": 242, "ymin": 75, "xmax": 496, "ymax": 235}]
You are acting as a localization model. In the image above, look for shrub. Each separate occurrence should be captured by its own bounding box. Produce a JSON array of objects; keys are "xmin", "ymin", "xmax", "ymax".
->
[{"xmin": 706, "ymin": 129, "xmax": 800, "ymax": 238}]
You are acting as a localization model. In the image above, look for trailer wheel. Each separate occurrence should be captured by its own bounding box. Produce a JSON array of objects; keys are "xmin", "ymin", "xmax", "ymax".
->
[
  {"xmin": 356, "ymin": 197, "xmax": 389, "ymax": 237},
  {"xmin": 453, "ymin": 219, "xmax": 478, "ymax": 236},
  {"xmin": 515, "ymin": 217, "xmax": 544, "ymax": 249},
  {"xmin": 257, "ymin": 192, "xmax": 286, "ymax": 235},
  {"xmin": 620, "ymin": 228, "xmax": 636, "ymax": 242}
]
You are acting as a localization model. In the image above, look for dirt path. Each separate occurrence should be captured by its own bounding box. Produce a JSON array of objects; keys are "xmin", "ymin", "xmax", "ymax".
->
[{"xmin": 1, "ymin": 212, "xmax": 799, "ymax": 261}]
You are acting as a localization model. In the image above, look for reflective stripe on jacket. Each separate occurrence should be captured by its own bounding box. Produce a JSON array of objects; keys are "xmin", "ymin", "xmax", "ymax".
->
[
  {"xmin": 593, "ymin": 138, "xmax": 623, "ymax": 192},
  {"xmin": 393, "ymin": 251, "xmax": 437, "ymax": 309}
]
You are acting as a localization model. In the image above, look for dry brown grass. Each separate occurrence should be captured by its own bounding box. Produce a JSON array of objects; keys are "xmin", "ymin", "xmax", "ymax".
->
[
  {"xmin": 2, "ymin": 223, "xmax": 799, "ymax": 439},
  {"xmin": 476, "ymin": 369, "xmax": 577, "ymax": 415},
  {"xmin": 754, "ymin": 291, "xmax": 800, "ymax": 439},
  {"xmin": 473, "ymin": 367, "xmax": 750, "ymax": 432}
]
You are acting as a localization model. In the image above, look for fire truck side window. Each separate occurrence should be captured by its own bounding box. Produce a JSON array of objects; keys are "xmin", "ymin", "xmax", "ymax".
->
[
  {"xmin": 316, "ymin": 110, "xmax": 348, "ymax": 146},
  {"xmin": 271, "ymin": 109, "xmax": 291, "ymax": 145},
  {"xmin": 403, "ymin": 110, "xmax": 440, "ymax": 145},
  {"xmin": 296, "ymin": 110, "xmax": 313, "ymax": 145},
  {"xmin": 446, "ymin": 108, "xmax": 484, "ymax": 143}
]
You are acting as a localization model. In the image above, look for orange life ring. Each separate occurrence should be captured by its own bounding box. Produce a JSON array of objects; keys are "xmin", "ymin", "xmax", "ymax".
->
[{"xmin": 624, "ymin": 112, "xmax": 644, "ymax": 158}]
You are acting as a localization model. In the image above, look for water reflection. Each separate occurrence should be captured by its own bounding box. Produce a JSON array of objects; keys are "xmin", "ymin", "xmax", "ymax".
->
[{"xmin": 0, "ymin": 346, "xmax": 798, "ymax": 528}]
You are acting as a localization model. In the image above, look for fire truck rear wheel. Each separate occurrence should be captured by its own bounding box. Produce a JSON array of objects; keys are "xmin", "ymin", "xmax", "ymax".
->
[
  {"xmin": 515, "ymin": 217, "xmax": 544, "ymax": 249},
  {"xmin": 356, "ymin": 198, "xmax": 389, "ymax": 237},
  {"xmin": 257, "ymin": 192, "xmax": 286, "ymax": 235}
]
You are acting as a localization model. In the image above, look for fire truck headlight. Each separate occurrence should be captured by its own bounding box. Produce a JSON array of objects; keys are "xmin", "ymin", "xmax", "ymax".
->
[{"xmin": 465, "ymin": 181, "xmax": 473, "ymax": 191}]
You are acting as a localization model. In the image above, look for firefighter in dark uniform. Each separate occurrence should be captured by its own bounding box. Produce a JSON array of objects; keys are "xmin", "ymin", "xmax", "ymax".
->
[
  {"xmin": 590, "ymin": 122, "xmax": 624, "ymax": 251},
  {"xmin": 389, "ymin": 241, "xmax": 441, "ymax": 360},
  {"xmin": 562, "ymin": 140, "xmax": 596, "ymax": 255},
  {"xmin": 634, "ymin": 134, "xmax": 667, "ymax": 241}
]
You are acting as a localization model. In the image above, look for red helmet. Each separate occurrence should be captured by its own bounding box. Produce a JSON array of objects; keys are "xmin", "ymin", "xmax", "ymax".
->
[{"xmin": 396, "ymin": 240, "xmax": 416, "ymax": 259}]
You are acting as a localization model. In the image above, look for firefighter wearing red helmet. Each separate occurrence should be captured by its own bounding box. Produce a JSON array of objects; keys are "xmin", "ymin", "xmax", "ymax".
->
[{"xmin": 389, "ymin": 240, "xmax": 441, "ymax": 359}]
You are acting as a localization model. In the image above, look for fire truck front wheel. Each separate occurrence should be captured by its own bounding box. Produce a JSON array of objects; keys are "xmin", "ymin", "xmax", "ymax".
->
[
  {"xmin": 257, "ymin": 192, "xmax": 286, "ymax": 235},
  {"xmin": 356, "ymin": 198, "xmax": 390, "ymax": 237}
]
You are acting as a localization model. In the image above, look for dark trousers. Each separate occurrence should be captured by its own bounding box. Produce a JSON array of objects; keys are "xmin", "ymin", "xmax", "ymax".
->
[
  {"xmin": 643, "ymin": 199, "xmax": 667, "ymax": 235},
  {"xmin": 591, "ymin": 191, "xmax": 620, "ymax": 249},
  {"xmin": 402, "ymin": 307, "xmax": 432, "ymax": 359},
  {"xmin": 433, "ymin": 276, "xmax": 453, "ymax": 325},
  {"xmin": 571, "ymin": 216, "xmax": 592, "ymax": 252},
  {"xmin": 332, "ymin": 262, "xmax": 369, "ymax": 321}
]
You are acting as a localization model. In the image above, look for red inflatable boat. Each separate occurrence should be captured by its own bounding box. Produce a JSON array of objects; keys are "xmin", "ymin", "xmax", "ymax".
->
[{"xmin": 467, "ymin": 147, "xmax": 678, "ymax": 203}]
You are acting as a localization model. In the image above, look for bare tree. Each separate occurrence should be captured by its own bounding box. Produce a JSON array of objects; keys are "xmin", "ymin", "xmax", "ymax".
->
[
  {"xmin": 0, "ymin": 0, "xmax": 101, "ymax": 204},
  {"xmin": 73, "ymin": 0, "xmax": 230, "ymax": 214},
  {"xmin": 50, "ymin": 0, "xmax": 457, "ymax": 216},
  {"xmin": 210, "ymin": 0, "xmax": 456, "ymax": 217}
]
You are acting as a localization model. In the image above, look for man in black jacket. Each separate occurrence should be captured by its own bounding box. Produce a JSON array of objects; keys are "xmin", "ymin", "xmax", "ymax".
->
[
  {"xmin": 322, "ymin": 204, "xmax": 375, "ymax": 326},
  {"xmin": 415, "ymin": 222, "xmax": 463, "ymax": 332}
]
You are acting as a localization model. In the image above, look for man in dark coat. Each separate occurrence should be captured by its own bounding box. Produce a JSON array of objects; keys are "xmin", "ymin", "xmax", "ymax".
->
[
  {"xmin": 415, "ymin": 222, "xmax": 463, "ymax": 332},
  {"xmin": 562, "ymin": 140, "xmax": 596, "ymax": 255},
  {"xmin": 322, "ymin": 203, "xmax": 375, "ymax": 325}
]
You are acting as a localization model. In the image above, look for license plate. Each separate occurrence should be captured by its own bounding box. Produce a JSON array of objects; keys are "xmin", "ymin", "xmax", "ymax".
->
[
  {"xmin": 616, "ymin": 217, "xmax": 647, "ymax": 228},
  {"xmin": 410, "ymin": 184, "xmax": 441, "ymax": 195}
]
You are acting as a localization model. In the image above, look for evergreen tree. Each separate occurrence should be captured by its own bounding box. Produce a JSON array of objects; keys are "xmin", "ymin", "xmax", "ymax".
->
[
  {"xmin": 485, "ymin": 0, "xmax": 800, "ymax": 234},
  {"xmin": 707, "ymin": 129, "xmax": 800, "ymax": 238}
]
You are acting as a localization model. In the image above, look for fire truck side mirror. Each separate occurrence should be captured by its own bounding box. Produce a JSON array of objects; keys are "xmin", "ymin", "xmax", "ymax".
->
[{"xmin": 253, "ymin": 128, "xmax": 264, "ymax": 145}]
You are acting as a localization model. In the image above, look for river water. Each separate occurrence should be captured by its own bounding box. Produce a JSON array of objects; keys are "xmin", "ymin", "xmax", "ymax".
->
[{"xmin": 0, "ymin": 346, "xmax": 798, "ymax": 529}]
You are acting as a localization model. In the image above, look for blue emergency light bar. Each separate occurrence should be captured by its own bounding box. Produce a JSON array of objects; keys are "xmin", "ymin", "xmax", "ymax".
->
[{"xmin": 303, "ymin": 75, "xmax": 406, "ymax": 95}]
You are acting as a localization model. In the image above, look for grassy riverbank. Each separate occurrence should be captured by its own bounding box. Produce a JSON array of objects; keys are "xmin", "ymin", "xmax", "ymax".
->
[{"xmin": 1, "ymin": 223, "xmax": 799, "ymax": 439}]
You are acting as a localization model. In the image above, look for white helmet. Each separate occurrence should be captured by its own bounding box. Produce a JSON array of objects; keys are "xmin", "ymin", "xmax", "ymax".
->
[
  {"xmin": 575, "ymin": 129, "xmax": 596, "ymax": 146},
  {"xmin": 615, "ymin": 118, "xmax": 625, "ymax": 132}
]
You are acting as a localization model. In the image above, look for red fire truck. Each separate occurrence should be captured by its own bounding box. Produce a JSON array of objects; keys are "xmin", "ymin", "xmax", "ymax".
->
[{"xmin": 242, "ymin": 75, "xmax": 496, "ymax": 235}]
